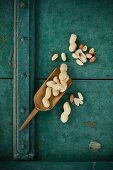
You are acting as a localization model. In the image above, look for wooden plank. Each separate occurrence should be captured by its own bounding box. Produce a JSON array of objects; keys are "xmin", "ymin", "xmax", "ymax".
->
[
  {"xmin": 0, "ymin": 80, "xmax": 13, "ymax": 158},
  {"xmin": 13, "ymin": 0, "xmax": 35, "ymax": 160},
  {"xmin": 0, "ymin": 161, "xmax": 113, "ymax": 170},
  {"xmin": 0, "ymin": 0, "xmax": 13, "ymax": 78},
  {"xmin": 35, "ymin": 80, "xmax": 113, "ymax": 161},
  {"xmin": 35, "ymin": 0, "xmax": 113, "ymax": 79}
]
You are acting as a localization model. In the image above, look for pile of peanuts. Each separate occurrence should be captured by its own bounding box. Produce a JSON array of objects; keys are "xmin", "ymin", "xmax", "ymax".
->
[
  {"xmin": 69, "ymin": 34, "xmax": 96, "ymax": 66},
  {"xmin": 70, "ymin": 92, "xmax": 84, "ymax": 106},
  {"xmin": 42, "ymin": 33, "xmax": 96, "ymax": 123},
  {"xmin": 42, "ymin": 63, "xmax": 70, "ymax": 108}
]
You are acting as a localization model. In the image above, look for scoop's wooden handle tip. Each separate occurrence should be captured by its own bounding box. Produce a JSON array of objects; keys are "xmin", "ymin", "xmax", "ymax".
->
[
  {"xmin": 19, "ymin": 126, "xmax": 23, "ymax": 132},
  {"xmin": 19, "ymin": 108, "xmax": 39, "ymax": 131},
  {"xmin": 19, "ymin": 122, "xmax": 28, "ymax": 131}
]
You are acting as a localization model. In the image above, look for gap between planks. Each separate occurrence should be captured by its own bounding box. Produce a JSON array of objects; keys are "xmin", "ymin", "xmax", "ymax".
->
[
  {"xmin": 1, "ymin": 78, "xmax": 113, "ymax": 80},
  {"xmin": 35, "ymin": 78, "xmax": 113, "ymax": 80},
  {"xmin": 0, "ymin": 78, "xmax": 13, "ymax": 80}
]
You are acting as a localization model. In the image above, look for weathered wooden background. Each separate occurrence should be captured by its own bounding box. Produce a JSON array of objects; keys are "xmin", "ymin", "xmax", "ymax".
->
[{"xmin": 1, "ymin": 0, "xmax": 113, "ymax": 169}]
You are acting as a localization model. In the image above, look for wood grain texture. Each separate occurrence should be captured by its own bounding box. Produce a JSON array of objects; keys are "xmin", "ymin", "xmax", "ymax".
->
[
  {"xmin": 0, "ymin": 0, "xmax": 13, "ymax": 78},
  {"xmin": 35, "ymin": 80, "xmax": 113, "ymax": 161},
  {"xmin": 35, "ymin": 0, "xmax": 113, "ymax": 79},
  {"xmin": 0, "ymin": 80, "xmax": 13, "ymax": 158},
  {"xmin": 0, "ymin": 0, "xmax": 113, "ymax": 168}
]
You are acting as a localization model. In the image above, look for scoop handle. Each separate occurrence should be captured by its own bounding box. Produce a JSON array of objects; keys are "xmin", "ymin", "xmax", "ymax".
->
[{"xmin": 19, "ymin": 107, "xmax": 39, "ymax": 131}]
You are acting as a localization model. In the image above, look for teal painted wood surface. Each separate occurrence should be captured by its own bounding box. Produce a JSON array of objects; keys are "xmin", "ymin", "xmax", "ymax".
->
[
  {"xmin": 1, "ymin": 161, "xmax": 113, "ymax": 170},
  {"xmin": 34, "ymin": 0, "xmax": 113, "ymax": 165},
  {"xmin": 0, "ymin": 0, "xmax": 13, "ymax": 78},
  {"xmin": 0, "ymin": 80, "xmax": 13, "ymax": 158},
  {"xmin": 35, "ymin": 80, "xmax": 113, "ymax": 161},
  {"xmin": 0, "ymin": 0, "xmax": 13, "ymax": 159},
  {"xmin": 35, "ymin": 0, "xmax": 113, "ymax": 79},
  {"xmin": 13, "ymin": 0, "xmax": 35, "ymax": 160},
  {"xmin": 0, "ymin": 0, "xmax": 113, "ymax": 169}
]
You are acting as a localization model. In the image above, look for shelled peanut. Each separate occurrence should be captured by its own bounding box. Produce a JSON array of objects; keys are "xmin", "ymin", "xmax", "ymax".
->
[
  {"xmin": 52, "ymin": 53, "xmax": 58, "ymax": 61},
  {"xmin": 52, "ymin": 53, "xmax": 67, "ymax": 62},
  {"xmin": 61, "ymin": 53, "xmax": 67, "ymax": 61},
  {"xmin": 74, "ymin": 92, "xmax": 84, "ymax": 106}
]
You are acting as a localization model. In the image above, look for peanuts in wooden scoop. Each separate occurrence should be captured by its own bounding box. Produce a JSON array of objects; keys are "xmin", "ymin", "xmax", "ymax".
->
[
  {"xmin": 42, "ymin": 97, "xmax": 50, "ymax": 108},
  {"xmin": 42, "ymin": 64, "xmax": 70, "ymax": 108},
  {"xmin": 60, "ymin": 84, "xmax": 67, "ymax": 92},
  {"xmin": 53, "ymin": 76, "xmax": 60, "ymax": 84},
  {"xmin": 60, "ymin": 75, "xmax": 69, "ymax": 85},
  {"xmin": 52, "ymin": 89, "xmax": 59, "ymax": 97},
  {"xmin": 54, "ymin": 84, "xmax": 63, "ymax": 91},
  {"xmin": 42, "ymin": 87, "xmax": 52, "ymax": 107},
  {"xmin": 46, "ymin": 81, "xmax": 55, "ymax": 88},
  {"xmin": 59, "ymin": 72, "xmax": 68, "ymax": 81},
  {"xmin": 45, "ymin": 87, "xmax": 52, "ymax": 99}
]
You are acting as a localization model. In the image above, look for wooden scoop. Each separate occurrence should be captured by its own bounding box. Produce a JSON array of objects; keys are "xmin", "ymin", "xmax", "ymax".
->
[{"xmin": 19, "ymin": 67, "xmax": 72, "ymax": 131}]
